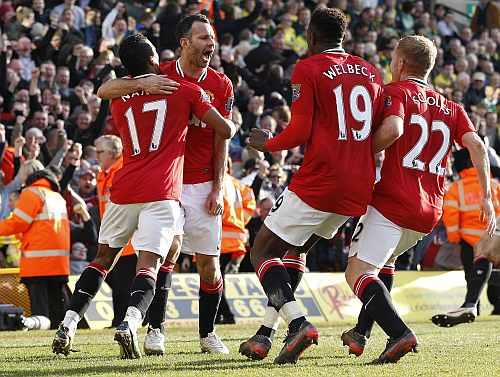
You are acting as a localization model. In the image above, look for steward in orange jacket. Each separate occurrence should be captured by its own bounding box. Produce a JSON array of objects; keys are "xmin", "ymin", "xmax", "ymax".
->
[
  {"xmin": 0, "ymin": 169, "xmax": 70, "ymax": 328},
  {"xmin": 217, "ymin": 171, "xmax": 256, "ymax": 324},
  {"xmin": 442, "ymin": 149, "xmax": 500, "ymax": 296},
  {"xmin": 443, "ymin": 169, "xmax": 500, "ymax": 247},
  {"xmin": 221, "ymin": 175, "xmax": 256, "ymax": 256},
  {"xmin": 94, "ymin": 135, "xmax": 135, "ymax": 326}
]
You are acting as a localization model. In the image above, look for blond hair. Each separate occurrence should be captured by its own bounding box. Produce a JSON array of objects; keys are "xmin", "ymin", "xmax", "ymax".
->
[
  {"xmin": 397, "ymin": 35, "xmax": 437, "ymax": 77},
  {"xmin": 16, "ymin": 7, "xmax": 34, "ymax": 23},
  {"xmin": 95, "ymin": 135, "xmax": 123, "ymax": 156}
]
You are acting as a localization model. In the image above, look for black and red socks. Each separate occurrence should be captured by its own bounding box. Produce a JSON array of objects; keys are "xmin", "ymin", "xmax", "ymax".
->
[
  {"xmin": 199, "ymin": 277, "xmax": 223, "ymax": 338},
  {"xmin": 354, "ymin": 273, "xmax": 409, "ymax": 339},
  {"xmin": 354, "ymin": 265, "xmax": 395, "ymax": 338}
]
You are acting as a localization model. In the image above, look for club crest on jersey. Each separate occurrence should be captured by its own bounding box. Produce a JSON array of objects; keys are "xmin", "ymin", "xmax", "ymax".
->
[
  {"xmin": 200, "ymin": 89, "xmax": 211, "ymax": 103},
  {"xmin": 384, "ymin": 96, "xmax": 392, "ymax": 108},
  {"xmin": 191, "ymin": 90, "xmax": 215, "ymax": 128},
  {"xmin": 292, "ymin": 84, "xmax": 301, "ymax": 102}
]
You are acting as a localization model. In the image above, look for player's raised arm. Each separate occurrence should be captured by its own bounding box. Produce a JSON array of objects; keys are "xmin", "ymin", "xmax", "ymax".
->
[
  {"xmin": 201, "ymin": 109, "xmax": 236, "ymax": 139},
  {"xmin": 462, "ymin": 131, "xmax": 496, "ymax": 236},
  {"xmin": 249, "ymin": 61, "xmax": 313, "ymax": 153},
  {"xmin": 97, "ymin": 75, "xmax": 180, "ymax": 99}
]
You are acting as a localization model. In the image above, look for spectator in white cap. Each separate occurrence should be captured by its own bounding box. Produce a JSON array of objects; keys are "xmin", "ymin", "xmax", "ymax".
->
[{"xmin": 464, "ymin": 71, "xmax": 487, "ymax": 110}]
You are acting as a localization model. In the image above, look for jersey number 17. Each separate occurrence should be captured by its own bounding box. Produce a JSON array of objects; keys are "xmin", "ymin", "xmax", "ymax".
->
[{"xmin": 124, "ymin": 99, "xmax": 167, "ymax": 156}]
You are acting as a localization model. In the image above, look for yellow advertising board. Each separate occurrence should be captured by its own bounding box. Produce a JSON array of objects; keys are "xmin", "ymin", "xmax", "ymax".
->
[
  {"xmin": 1, "ymin": 269, "xmax": 493, "ymax": 328},
  {"xmin": 65, "ymin": 271, "xmax": 492, "ymax": 329},
  {"xmin": 303, "ymin": 271, "xmax": 493, "ymax": 322}
]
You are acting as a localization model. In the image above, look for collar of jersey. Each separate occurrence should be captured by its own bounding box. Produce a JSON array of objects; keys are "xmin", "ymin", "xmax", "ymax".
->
[
  {"xmin": 321, "ymin": 47, "xmax": 346, "ymax": 54},
  {"xmin": 129, "ymin": 73, "xmax": 156, "ymax": 79},
  {"xmin": 175, "ymin": 59, "xmax": 208, "ymax": 82},
  {"xmin": 407, "ymin": 76, "xmax": 429, "ymax": 87}
]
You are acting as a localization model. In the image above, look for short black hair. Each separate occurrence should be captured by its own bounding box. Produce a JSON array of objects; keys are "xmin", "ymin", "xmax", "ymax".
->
[
  {"xmin": 309, "ymin": 7, "xmax": 347, "ymax": 47},
  {"xmin": 118, "ymin": 33, "xmax": 155, "ymax": 76},
  {"xmin": 175, "ymin": 13, "xmax": 210, "ymax": 44}
]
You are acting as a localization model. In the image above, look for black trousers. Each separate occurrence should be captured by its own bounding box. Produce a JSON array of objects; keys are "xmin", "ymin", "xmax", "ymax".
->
[
  {"xmin": 23, "ymin": 278, "xmax": 70, "ymax": 329},
  {"xmin": 105, "ymin": 254, "xmax": 137, "ymax": 327},
  {"xmin": 460, "ymin": 240, "xmax": 500, "ymax": 313}
]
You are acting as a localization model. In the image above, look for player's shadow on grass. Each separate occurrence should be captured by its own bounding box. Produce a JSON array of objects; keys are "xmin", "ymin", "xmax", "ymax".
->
[{"xmin": 2, "ymin": 357, "xmax": 314, "ymax": 376}]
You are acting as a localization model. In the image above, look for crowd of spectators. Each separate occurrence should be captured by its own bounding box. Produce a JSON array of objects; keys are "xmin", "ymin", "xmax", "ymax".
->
[{"xmin": 0, "ymin": 0, "xmax": 498, "ymax": 273}]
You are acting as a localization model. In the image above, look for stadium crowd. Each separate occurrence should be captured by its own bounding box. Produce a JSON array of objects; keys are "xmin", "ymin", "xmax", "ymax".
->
[{"xmin": 0, "ymin": 0, "xmax": 499, "ymax": 322}]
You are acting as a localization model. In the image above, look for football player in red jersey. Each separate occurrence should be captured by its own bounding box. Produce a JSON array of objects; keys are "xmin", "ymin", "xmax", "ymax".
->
[
  {"xmin": 97, "ymin": 14, "xmax": 235, "ymax": 355},
  {"xmin": 341, "ymin": 35, "xmax": 496, "ymax": 363},
  {"xmin": 245, "ymin": 7, "xmax": 384, "ymax": 364},
  {"xmin": 52, "ymin": 34, "xmax": 234, "ymax": 359}
]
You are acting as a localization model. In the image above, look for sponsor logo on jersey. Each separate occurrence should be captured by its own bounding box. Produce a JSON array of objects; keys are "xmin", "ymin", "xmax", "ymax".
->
[{"xmin": 292, "ymin": 84, "xmax": 301, "ymax": 102}]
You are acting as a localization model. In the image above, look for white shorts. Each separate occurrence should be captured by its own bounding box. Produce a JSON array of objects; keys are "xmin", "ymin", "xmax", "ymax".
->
[
  {"xmin": 98, "ymin": 200, "xmax": 184, "ymax": 258},
  {"xmin": 180, "ymin": 181, "xmax": 222, "ymax": 256},
  {"xmin": 348, "ymin": 206, "xmax": 426, "ymax": 268},
  {"xmin": 264, "ymin": 188, "xmax": 350, "ymax": 247}
]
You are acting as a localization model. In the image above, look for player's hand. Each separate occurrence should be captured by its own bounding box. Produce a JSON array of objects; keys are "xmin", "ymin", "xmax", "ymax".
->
[
  {"xmin": 249, "ymin": 128, "xmax": 272, "ymax": 152},
  {"xmin": 480, "ymin": 197, "xmax": 496, "ymax": 237},
  {"xmin": 205, "ymin": 189, "xmax": 224, "ymax": 216},
  {"xmin": 140, "ymin": 75, "xmax": 179, "ymax": 96}
]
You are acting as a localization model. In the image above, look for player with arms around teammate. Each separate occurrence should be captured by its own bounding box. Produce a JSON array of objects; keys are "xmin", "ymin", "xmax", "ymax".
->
[
  {"xmin": 52, "ymin": 33, "xmax": 234, "ymax": 359},
  {"xmin": 97, "ymin": 14, "xmax": 235, "ymax": 354},
  {"xmin": 247, "ymin": 7, "xmax": 384, "ymax": 364},
  {"xmin": 341, "ymin": 35, "xmax": 496, "ymax": 363}
]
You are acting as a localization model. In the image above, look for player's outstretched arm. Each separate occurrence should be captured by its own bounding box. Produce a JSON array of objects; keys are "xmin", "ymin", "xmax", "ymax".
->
[
  {"xmin": 96, "ymin": 75, "xmax": 180, "ymax": 99},
  {"xmin": 462, "ymin": 131, "xmax": 496, "ymax": 237},
  {"xmin": 201, "ymin": 109, "xmax": 236, "ymax": 140},
  {"xmin": 372, "ymin": 116, "xmax": 404, "ymax": 153},
  {"xmin": 249, "ymin": 114, "xmax": 312, "ymax": 152}
]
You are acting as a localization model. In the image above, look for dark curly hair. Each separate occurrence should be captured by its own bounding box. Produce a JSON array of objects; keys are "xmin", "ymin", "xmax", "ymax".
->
[{"xmin": 309, "ymin": 7, "xmax": 348, "ymax": 47}]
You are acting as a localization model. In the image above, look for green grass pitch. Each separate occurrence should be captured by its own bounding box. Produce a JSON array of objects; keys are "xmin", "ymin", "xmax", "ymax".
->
[{"xmin": 1, "ymin": 319, "xmax": 499, "ymax": 377}]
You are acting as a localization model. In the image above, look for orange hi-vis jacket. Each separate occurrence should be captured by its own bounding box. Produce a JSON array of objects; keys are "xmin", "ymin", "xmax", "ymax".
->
[
  {"xmin": 96, "ymin": 157, "xmax": 134, "ymax": 256},
  {"xmin": 97, "ymin": 157, "xmax": 123, "ymax": 217},
  {"xmin": 221, "ymin": 175, "xmax": 256, "ymax": 254},
  {"xmin": 0, "ymin": 178, "xmax": 70, "ymax": 278},
  {"xmin": 443, "ymin": 167, "xmax": 500, "ymax": 246}
]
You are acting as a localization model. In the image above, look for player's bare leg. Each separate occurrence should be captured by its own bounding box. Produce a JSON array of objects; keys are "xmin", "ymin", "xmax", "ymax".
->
[
  {"xmin": 144, "ymin": 235, "xmax": 182, "ymax": 356},
  {"xmin": 53, "ymin": 244, "xmax": 122, "ymax": 355},
  {"xmin": 115, "ymin": 250, "xmax": 163, "ymax": 359},
  {"xmin": 342, "ymin": 253, "xmax": 396, "ymax": 357},
  {"xmin": 196, "ymin": 254, "xmax": 228, "ymax": 353},
  {"xmin": 240, "ymin": 235, "xmax": 320, "ymax": 361},
  {"xmin": 345, "ymin": 257, "xmax": 417, "ymax": 363},
  {"xmin": 249, "ymin": 226, "xmax": 318, "ymax": 365}
]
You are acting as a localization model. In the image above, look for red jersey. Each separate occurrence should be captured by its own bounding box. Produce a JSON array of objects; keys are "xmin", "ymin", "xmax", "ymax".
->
[
  {"xmin": 372, "ymin": 78, "xmax": 476, "ymax": 233},
  {"xmin": 268, "ymin": 49, "xmax": 383, "ymax": 215},
  {"xmin": 109, "ymin": 75, "xmax": 213, "ymax": 204},
  {"xmin": 160, "ymin": 60, "xmax": 234, "ymax": 184}
]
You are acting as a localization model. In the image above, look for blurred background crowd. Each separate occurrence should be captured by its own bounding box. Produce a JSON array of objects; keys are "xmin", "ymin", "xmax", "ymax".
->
[{"xmin": 0, "ymin": 0, "xmax": 498, "ymax": 278}]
